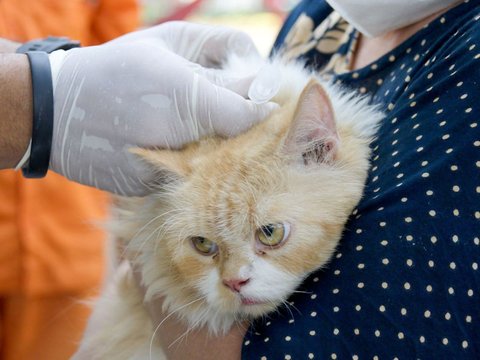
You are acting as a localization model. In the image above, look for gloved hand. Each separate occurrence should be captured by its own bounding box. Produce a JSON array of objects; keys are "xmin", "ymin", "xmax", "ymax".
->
[
  {"xmin": 111, "ymin": 21, "xmax": 262, "ymax": 97},
  {"xmin": 115, "ymin": 21, "xmax": 259, "ymax": 65},
  {"xmin": 48, "ymin": 23, "xmax": 275, "ymax": 196}
]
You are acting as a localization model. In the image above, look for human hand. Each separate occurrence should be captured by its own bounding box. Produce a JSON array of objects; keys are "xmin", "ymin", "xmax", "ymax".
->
[
  {"xmin": 148, "ymin": 299, "xmax": 247, "ymax": 360},
  {"xmin": 48, "ymin": 25, "xmax": 275, "ymax": 195},
  {"xmin": 113, "ymin": 21, "xmax": 260, "ymax": 68},
  {"xmin": 111, "ymin": 21, "xmax": 262, "ymax": 96},
  {"xmin": 136, "ymin": 278, "xmax": 247, "ymax": 360}
]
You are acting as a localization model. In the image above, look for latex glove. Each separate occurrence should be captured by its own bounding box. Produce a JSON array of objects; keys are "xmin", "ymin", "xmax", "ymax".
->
[
  {"xmin": 113, "ymin": 21, "xmax": 261, "ymax": 96},
  {"xmin": 114, "ymin": 21, "xmax": 257, "ymax": 65},
  {"xmin": 48, "ymin": 25, "xmax": 275, "ymax": 196}
]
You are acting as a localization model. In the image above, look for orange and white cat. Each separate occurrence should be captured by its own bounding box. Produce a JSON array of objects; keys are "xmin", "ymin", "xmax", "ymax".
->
[{"xmin": 73, "ymin": 57, "xmax": 383, "ymax": 359}]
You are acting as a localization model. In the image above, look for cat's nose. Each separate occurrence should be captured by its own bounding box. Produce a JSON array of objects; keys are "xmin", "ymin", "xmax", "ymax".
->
[{"xmin": 222, "ymin": 278, "xmax": 250, "ymax": 293}]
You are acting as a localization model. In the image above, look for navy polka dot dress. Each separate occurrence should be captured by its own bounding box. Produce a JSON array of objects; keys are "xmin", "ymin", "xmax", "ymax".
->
[{"xmin": 243, "ymin": 1, "xmax": 480, "ymax": 359}]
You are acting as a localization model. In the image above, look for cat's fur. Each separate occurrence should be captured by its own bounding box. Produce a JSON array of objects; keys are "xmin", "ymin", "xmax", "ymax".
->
[{"xmin": 73, "ymin": 56, "xmax": 383, "ymax": 359}]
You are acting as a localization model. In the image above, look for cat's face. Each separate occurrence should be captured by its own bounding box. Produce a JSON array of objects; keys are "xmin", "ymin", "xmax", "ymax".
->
[
  {"xmin": 154, "ymin": 149, "xmax": 348, "ymax": 320},
  {"xmin": 124, "ymin": 81, "xmax": 373, "ymax": 331}
]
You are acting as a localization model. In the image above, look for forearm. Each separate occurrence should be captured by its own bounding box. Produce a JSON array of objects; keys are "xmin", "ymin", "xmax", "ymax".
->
[
  {"xmin": 0, "ymin": 53, "xmax": 32, "ymax": 169},
  {"xmin": 0, "ymin": 38, "xmax": 20, "ymax": 53}
]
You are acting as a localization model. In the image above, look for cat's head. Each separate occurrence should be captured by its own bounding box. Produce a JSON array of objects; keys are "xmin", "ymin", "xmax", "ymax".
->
[{"xmin": 119, "ymin": 80, "xmax": 377, "ymax": 333}]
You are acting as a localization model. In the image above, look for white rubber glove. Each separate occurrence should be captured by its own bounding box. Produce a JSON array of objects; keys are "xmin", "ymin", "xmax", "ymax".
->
[
  {"xmin": 48, "ymin": 24, "xmax": 275, "ymax": 196},
  {"xmin": 112, "ymin": 21, "xmax": 262, "ymax": 97},
  {"xmin": 115, "ymin": 21, "xmax": 259, "ymax": 67}
]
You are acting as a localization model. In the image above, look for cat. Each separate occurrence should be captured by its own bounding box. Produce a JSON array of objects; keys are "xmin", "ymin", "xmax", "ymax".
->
[{"xmin": 73, "ymin": 55, "xmax": 383, "ymax": 359}]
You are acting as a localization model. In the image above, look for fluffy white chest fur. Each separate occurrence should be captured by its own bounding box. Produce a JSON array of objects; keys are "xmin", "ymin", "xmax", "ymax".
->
[{"xmin": 73, "ymin": 56, "xmax": 383, "ymax": 359}]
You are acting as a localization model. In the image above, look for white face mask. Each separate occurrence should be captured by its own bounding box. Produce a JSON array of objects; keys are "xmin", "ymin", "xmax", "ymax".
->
[{"xmin": 326, "ymin": 0, "xmax": 462, "ymax": 37}]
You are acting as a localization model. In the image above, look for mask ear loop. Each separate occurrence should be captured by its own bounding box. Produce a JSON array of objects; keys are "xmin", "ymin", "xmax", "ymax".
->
[{"xmin": 248, "ymin": 64, "xmax": 282, "ymax": 104}]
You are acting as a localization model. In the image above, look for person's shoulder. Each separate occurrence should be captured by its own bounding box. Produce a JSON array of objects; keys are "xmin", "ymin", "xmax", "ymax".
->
[
  {"xmin": 432, "ymin": 2, "xmax": 480, "ymax": 60},
  {"xmin": 272, "ymin": 0, "xmax": 333, "ymax": 52}
]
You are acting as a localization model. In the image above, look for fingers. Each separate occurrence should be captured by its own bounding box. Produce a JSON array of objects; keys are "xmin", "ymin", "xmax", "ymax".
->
[
  {"xmin": 199, "ymin": 26, "xmax": 261, "ymax": 66},
  {"xmin": 109, "ymin": 21, "xmax": 261, "ymax": 66},
  {"xmin": 166, "ymin": 22, "xmax": 261, "ymax": 67},
  {"xmin": 200, "ymin": 67, "xmax": 255, "ymax": 97},
  {"xmin": 202, "ymin": 82, "xmax": 279, "ymax": 137}
]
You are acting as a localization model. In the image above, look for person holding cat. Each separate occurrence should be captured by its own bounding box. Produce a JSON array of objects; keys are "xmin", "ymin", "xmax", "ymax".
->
[
  {"xmin": 133, "ymin": 1, "xmax": 479, "ymax": 359},
  {"xmin": 1, "ymin": 1, "xmax": 478, "ymax": 359}
]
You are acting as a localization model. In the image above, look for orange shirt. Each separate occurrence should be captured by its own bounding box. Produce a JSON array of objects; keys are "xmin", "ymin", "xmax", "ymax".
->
[{"xmin": 0, "ymin": 0, "xmax": 139, "ymax": 296}]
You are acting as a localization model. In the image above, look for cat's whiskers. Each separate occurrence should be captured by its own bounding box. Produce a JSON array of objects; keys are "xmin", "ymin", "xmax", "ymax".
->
[
  {"xmin": 149, "ymin": 295, "xmax": 207, "ymax": 360},
  {"xmin": 132, "ymin": 223, "xmax": 170, "ymax": 264},
  {"xmin": 175, "ymin": 306, "xmax": 243, "ymax": 353},
  {"xmin": 280, "ymin": 298, "xmax": 303, "ymax": 320},
  {"xmin": 291, "ymin": 289, "xmax": 313, "ymax": 295},
  {"xmin": 159, "ymin": 219, "xmax": 196, "ymax": 260},
  {"xmin": 165, "ymin": 308, "xmax": 208, "ymax": 351},
  {"xmin": 150, "ymin": 216, "xmax": 182, "ymax": 257},
  {"xmin": 130, "ymin": 205, "xmax": 188, "ymax": 260},
  {"xmin": 137, "ymin": 174, "xmax": 159, "ymax": 192},
  {"xmin": 120, "ymin": 206, "xmax": 184, "ymax": 259},
  {"xmin": 232, "ymin": 315, "xmax": 250, "ymax": 333},
  {"xmin": 277, "ymin": 299, "xmax": 296, "ymax": 322}
]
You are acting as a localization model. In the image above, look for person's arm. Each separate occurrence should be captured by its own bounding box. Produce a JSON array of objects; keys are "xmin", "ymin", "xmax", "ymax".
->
[
  {"xmin": 0, "ymin": 25, "xmax": 276, "ymax": 194},
  {"xmin": 0, "ymin": 38, "xmax": 20, "ymax": 53},
  {"xmin": 0, "ymin": 52, "xmax": 32, "ymax": 169}
]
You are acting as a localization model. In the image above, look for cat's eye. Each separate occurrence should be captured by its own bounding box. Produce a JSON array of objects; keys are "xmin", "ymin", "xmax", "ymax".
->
[
  {"xmin": 190, "ymin": 236, "xmax": 218, "ymax": 256},
  {"xmin": 256, "ymin": 222, "xmax": 290, "ymax": 248}
]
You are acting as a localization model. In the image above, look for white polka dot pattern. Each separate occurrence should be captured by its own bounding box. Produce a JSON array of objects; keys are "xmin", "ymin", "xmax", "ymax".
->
[{"xmin": 243, "ymin": 1, "xmax": 480, "ymax": 359}]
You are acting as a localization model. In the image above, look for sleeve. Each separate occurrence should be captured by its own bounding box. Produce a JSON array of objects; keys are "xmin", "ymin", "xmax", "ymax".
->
[{"xmin": 88, "ymin": 0, "xmax": 140, "ymax": 44}]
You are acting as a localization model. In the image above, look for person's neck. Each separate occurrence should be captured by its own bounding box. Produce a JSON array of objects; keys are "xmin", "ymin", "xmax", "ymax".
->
[{"xmin": 350, "ymin": 2, "xmax": 461, "ymax": 70}]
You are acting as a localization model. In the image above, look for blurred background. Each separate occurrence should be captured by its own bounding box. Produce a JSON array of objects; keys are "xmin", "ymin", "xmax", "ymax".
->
[{"xmin": 141, "ymin": 0, "xmax": 300, "ymax": 55}]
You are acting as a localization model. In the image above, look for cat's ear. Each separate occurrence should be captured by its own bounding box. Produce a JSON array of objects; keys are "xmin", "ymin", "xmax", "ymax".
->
[
  {"xmin": 284, "ymin": 79, "xmax": 339, "ymax": 165},
  {"xmin": 130, "ymin": 148, "xmax": 189, "ymax": 184}
]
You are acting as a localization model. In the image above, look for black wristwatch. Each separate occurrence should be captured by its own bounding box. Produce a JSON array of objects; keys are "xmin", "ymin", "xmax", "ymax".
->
[{"xmin": 16, "ymin": 36, "xmax": 81, "ymax": 178}]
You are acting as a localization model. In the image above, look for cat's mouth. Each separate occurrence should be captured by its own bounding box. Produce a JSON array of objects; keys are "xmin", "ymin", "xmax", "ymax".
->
[{"xmin": 240, "ymin": 296, "xmax": 267, "ymax": 306}]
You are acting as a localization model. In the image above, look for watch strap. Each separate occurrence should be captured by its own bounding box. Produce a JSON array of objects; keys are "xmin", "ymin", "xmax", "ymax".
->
[
  {"xmin": 16, "ymin": 36, "xmax": 80, "ymax": 54},
  {"xmin": 20, "ymin": 51, "xmax": 54, "ymax": 178},
  {"xmin": 16, "ymin": 36, "xmax": 80, "ymax": 178}
]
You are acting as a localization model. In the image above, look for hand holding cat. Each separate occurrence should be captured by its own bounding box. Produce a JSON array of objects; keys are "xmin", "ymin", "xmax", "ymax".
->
[
  {"xmin": 142, "ymin": 288, "xmax": 247, "ymax": 360},
  {"xmin": 48, "ymin": 23, "xmax": 276, "ymax": 195}
]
